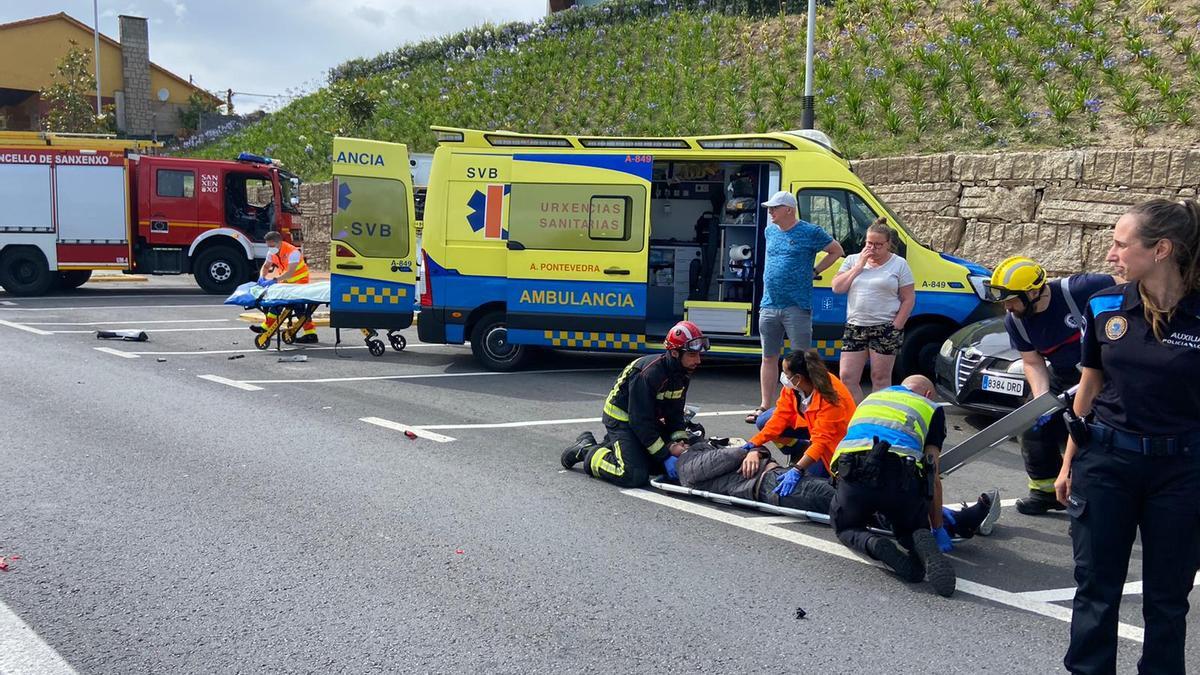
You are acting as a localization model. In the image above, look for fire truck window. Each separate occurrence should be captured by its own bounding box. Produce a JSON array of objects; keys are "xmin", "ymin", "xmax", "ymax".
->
[
  {"xmin": 243, "ymin": 178, "xmax": 271, "ymax": 207},
  {"xmin": 157, "ymin": 170, "xmax": 194, "ymax": 199},
  {"xmin": 331, "ymin": 176, "xmax": 410, "ymax": 258},
  {"xmin": 508, "ymin": 183, "xmax": 645, "ymax": 252}
]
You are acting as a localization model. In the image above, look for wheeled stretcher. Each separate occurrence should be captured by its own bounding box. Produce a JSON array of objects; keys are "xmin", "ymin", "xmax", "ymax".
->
[{"xmin": 224, "ymin": 281, "xmax": 407, "ymax": 355}]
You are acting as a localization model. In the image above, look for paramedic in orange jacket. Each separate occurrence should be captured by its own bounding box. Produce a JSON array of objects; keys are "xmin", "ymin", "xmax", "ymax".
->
[
  {"xmin": 745, "ymin": 349, "xmax": 856, "ymax": 481},
  {"xmin": 252, "ymin": 231, "xmax": 318, "ymax": 343}
]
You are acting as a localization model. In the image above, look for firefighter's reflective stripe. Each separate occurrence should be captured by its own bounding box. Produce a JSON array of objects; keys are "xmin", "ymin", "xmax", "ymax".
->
[
  {"xmin": 832, "ymin": 386, "xmax": 937, "ymax": 466},
  {"xmin": 271, "ymin": 241, "xmax": 310, "ymax": 284},
  {"xmin": 589, "ymin": 438, "xmax": 625, "ymax": 477},
  {"xmin": 603, "ymin": 360, "xmax": 640, "ymax": 422},
  {"xmin": 657, "ymin": 389, "xmax": 684, "ymax": 400},
  {"xmin": 1029, "ymin": 477, "xmax": 1057, "ymax": 492},
  {"xmin": 604, "ymin": 400, "xmax": 630, "ymax": 422}
]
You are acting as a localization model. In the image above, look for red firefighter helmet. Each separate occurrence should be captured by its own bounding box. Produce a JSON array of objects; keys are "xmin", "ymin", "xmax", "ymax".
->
[{"xmin": 664, "ymin": 320, "xmax": 710, "ymax": 352}]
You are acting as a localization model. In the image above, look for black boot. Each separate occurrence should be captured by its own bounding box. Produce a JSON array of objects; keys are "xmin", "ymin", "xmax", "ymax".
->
[
  {"xmin": 1016, "ymin": 489, "xmax": 1065, "ymax": 515},
  {"xmin": 868, "ymin": 536, "xmax": 923, "ymax": 583},
  {"xmin": 912, "ymin": 529, "xmax": 956, "ymax": 597},
  {"xmin": 560, "ymin": 431, "xmax": 598, "ymax": 470},
  {"xmin": 250, "ymin": 325, "xmax": 265, "ymax": 334}
]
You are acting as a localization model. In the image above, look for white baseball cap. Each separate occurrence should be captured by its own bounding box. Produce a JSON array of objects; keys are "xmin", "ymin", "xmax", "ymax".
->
[{"xmin": 761, "ymin": 191, "xmax": 797, "ymax": 209}]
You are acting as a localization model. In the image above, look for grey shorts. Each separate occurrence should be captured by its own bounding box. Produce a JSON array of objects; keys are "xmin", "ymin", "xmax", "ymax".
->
[{"xmin": 759, "ymin": 306, "xmax": 812, "ymax": 357}]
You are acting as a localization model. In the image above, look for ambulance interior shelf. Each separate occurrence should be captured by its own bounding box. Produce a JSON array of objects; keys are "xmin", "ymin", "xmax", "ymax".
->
[{"xmin": 645, "ymin": 160, "xmax": 773, "ymax": 337}]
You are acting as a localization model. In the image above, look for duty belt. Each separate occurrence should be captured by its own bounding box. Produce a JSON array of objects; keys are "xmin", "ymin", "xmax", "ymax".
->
[{"xmin": 1087, "ymin": 423, "xmax": 1200, "ymax": 457}]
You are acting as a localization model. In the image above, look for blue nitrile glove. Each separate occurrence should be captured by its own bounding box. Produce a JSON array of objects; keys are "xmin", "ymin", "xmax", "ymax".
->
[
  {"xmin": 773, "ymin": 467, "xmax": 802, "ymax": 497},
  {"xmin": 932, "ymin": 526, "xmax": 954, "ymax": 553},
  {"xmin": 941, "ymin": 507, "xmax": 958, "ymax": 527},
  {"xmin": 663, "ymin": 456, "xmax": 679, "ymax": 481},
  {"xmin": 256, "ymin": 277, "xmax": 277, "ymax": 287},
  {"xmin": 740, "ymin": 442, "xmax": 755, "ymax": 451},
  {"xmin": 1030, "ymin": 412, "xmax": 1054, "ymax": 431}
]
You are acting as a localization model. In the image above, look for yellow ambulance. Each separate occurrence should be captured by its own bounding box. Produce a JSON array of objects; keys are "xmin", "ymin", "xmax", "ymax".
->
[{"xmin": 405, "ymin": 127, "xmax": 996, "ymax": 372}]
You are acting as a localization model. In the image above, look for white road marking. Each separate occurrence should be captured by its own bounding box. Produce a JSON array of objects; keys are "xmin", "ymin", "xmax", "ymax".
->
[
  {"xmin": 0, "ymin": 319, "xmax": 51, "ymax": 335},
  {"xmin": 7, "ymin": 293, "xmax": 207, "ymax": 301},
  {"xmin": 241, "ymin": 366, "xmax": 617, "ymax": 385},
  {"xmin": 0, "ymin": 303, "xmax": 224, "ymax": 312},
  {"xmin": 0, "ymin": 598, "xmax": 78, "ymax": 674},
  {"xmin": 418, "ymin": 409, "xmax": 750, "ymax": 431},
  {"xmin": 94, "ymin": 347, "xmax": 140, "ymax": 359},
  {"xmin": 622, "ymin": 488, "xmax": 1146, "ymax": 643},
  {"xmin": 197, "ymin": 374, "xmax": 264, "ymax": 391},
  {"xmin": 0, "ymin": 300, "xmax": 16, "ymax": 306},
  {"xmin": 360, "ymin": 417, "xmax": 457, "ymax": 442},
  {"xmin": 53, "ymin": 327, "xmax": 246, "ymax": 334},
  {"xmin": 27, "ymin": 319, "xmax": 231, "ymax": 326},
  {"xmin": 1018, "ymin": 574, "xmax": 1200, "ymax": 603}
]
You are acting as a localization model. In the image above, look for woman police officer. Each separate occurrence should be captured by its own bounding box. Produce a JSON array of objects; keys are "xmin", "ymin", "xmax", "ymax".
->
[{"xmin": 1055, "ymin": 199, "xmax": 1200, "ymax": 674}]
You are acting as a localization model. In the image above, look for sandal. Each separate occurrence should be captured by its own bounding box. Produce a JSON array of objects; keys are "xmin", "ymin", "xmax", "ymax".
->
[{"xmin": 744, "ymin": 407, "xmax": 766, "ymax": 424}]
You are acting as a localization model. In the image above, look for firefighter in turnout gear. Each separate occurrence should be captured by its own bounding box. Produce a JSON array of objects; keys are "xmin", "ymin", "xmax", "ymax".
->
[
  {"xmin": 561, "ymin": 321, "xmax": 709, "ymax": 488},
  {"xmin": 252, "ymin": 231, "xmax": 318, "ymax": 343},
  {"xmin": 983, "ymin": 256, "xmax": 1117, "ymax": 515}
]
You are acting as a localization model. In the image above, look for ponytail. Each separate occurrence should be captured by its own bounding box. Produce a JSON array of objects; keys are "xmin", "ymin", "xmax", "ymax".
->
[
  {"xmin": 1127, "ymin": 198, "xmax": 1200, "ymax": 339},
  {"xmin": 784, "ymin": 349, "xmax": 839, "ymax": 405}
]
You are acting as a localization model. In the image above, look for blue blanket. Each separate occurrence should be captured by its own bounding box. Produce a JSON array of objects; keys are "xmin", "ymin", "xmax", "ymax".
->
[{"xmin": 225, "ymin": 281, "xmax": 331, "ymax": 308}]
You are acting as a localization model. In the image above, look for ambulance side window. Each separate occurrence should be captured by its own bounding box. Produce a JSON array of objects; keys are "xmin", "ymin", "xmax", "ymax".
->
[
  {"xmin": 157, "ymin": 169, "xmax": 195, "ymax": 199},
  {"xmin": 795, "ymin": 188, "xmax": 879, "ymax": 255},
  {"xmin": 331, "ymin": 176, "xmax": 410, "ymax": 258},
  {"xmin": 508, "ymin": 184, "xmax": 645, "ymax": 252}
]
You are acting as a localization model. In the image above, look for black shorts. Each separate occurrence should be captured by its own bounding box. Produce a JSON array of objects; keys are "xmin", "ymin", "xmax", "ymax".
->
[{"xmin": 841, "ymin": 323, "xmax": 903, "ymax": 355}]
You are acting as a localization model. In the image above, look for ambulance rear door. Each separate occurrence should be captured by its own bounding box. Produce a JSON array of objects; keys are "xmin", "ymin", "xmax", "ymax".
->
[
  {"xmin": 504, "ymin": 153, "xmax": 652, "ymax": 347},
  {"xmin": 329, "ymin": 137, "xmax": 417, "ymax": 330}
]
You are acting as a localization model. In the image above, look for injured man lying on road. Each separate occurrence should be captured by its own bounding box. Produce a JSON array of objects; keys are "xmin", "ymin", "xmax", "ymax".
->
[{"xmin": 671, "ymin": 440, "xmax": 1001, "ymax": 541}]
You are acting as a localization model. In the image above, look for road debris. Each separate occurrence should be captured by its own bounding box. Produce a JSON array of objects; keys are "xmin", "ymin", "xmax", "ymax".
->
[
  {"xmin": 227, "ymin": 354, "xmax": 245, "ymax": 360},
  {"xmin": 278, "ymin": 355, "xmax": 308, "ymax": 363},
  {"xmin": 96, "ymin": 330, "xmax": 149, "ymax": 341}
]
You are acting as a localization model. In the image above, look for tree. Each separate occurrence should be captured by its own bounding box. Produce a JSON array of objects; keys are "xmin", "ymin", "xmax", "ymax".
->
[
  {"xmin": 40, "ymin": 41, "xmax": 105, "ymax": 133},
  {"xmin": 178, "ymin": 90, "xmax": 221, "ymax": 133}
]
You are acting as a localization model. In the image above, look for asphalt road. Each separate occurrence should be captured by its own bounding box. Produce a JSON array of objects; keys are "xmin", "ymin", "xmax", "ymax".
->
[{"xmin": 1, "ymin": 278, "xmax": 1196, "ymax": 673}]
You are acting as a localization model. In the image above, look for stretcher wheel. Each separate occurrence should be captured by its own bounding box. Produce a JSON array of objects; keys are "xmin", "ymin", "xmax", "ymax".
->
[
  {"xmin": 254, "ymin": 332, "xmax": 272, "ymax": 349},
  {"xmin": 281, "ymin": 331, "xmax": 295, "ymax": 344},
  {"xmin": 367, "ymin": 338, "xmax": 386, "ymax": 357},
  {"xmin": 388, "ymin": 332, "xmax": 407, "ymax": 352}
]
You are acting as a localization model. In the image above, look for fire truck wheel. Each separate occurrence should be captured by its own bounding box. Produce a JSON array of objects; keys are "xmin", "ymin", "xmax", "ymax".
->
[
  {"xmin": 194, "ymin": 245, "xmax": 248, "ymax": 295},
  {"xmin": 0, "ymin": 247, "xmax": 55, "ymax": 296},
  {"xmin": 58, "ymin": 270, "xmax": 92, "ymax": 290},
  {"xmin": 470, "ymin": 312, "xmax": 529, "ymax": 372}
]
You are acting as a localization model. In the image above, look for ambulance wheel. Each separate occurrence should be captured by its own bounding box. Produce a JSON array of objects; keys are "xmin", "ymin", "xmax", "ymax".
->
[
  {"xmin": 368, "ymin": 339, "xmax": 386, "ymax": 357},
  {"xmin": 895, "ymin": 322, "xmax": 953, "ymax": 379},
  {"xmin": 388, "ymin": 332, "xmax": 407, "ymax": 351},
  {"xmin": 194, "ymin": 245, "xmax": 247, "ymax": 295},
  {"xmin": 58, "ymin": 270, "xmax": 92, "ymax": 290},
  {"xmin": 0, "ymin": 247, "xmax": 55, "ymax": 296},
  {"xmin": 471, "ymin": 312, "xmax": 528, "ymax": 371}
]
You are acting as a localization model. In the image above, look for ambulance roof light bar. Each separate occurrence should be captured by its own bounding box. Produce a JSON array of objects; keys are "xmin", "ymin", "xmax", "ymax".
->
[
  {"xmin": 435, "ymin": 130, "xmax": 464, "ymax": 143},
  {"xmin": 485, "ymin": 134, "xmax": 572, "ymax": 148},
  {"xmin": 578, "ymin": 138, "xmax": 691, "ymax": 149},
  {"xmin": 696, "ymin": 138, "xmax": 795, "ymax": 150}
]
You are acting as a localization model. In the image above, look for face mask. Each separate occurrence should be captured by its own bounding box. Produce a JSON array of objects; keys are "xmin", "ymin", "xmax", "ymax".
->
[
  {"xmin": 267, "ymin": 247, "xmax": 279, "ymax": 256},
  {"xmin": 779, "ymin": 372, "xmax": 793, "ymax": 389}
]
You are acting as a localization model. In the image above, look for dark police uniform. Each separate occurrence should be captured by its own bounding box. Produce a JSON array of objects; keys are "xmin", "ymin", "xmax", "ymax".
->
[
  {"xmin": 1065, "ymin": 282, "xmax": 1200, "ymax": 674},
  {"xmin": 584, "ymin": 354, "xmax": 690, "ymax": 488},
  {"xmin": 1005, "ymin": 273, "xmax": 1115, "ymax": 498}
]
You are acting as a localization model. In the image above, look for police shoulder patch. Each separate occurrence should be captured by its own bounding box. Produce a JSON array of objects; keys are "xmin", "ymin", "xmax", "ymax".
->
[{"xmin": 1104, "ymin": 315, "xmax": 1129, "ymax": 341}]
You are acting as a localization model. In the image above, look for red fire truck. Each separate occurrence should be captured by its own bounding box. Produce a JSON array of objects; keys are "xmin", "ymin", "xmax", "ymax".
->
[{"xmin": 0, "ymin": 131, "xmax": 302, "ymax": 296}]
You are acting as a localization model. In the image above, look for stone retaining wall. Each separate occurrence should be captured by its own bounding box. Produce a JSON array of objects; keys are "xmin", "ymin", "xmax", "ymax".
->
[
  {"xmin": 296, "ymin": 148, "xmax": 1200, "ymax": 274},
  {"xmin": 854, "ymin": 148, "xmax": 1200, "ymax": 276}
]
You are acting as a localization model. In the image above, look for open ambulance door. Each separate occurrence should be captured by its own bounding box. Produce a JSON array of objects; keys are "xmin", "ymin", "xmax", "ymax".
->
[
  {"xmin": 502, "ymin": 153, "xmax": 652, "ymax": 355},
  {"xmin": 329, "ymin": 137, "xmax": 417, "ymax": 331}
]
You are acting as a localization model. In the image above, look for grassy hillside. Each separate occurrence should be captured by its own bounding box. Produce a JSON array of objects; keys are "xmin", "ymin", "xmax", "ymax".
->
[{"xmin": 187, "ymin": 0, "xmax": 1200, "ymax": 180}]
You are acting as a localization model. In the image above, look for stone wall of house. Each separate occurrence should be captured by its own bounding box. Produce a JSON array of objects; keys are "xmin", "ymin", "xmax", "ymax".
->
[
  {"xmin": 854, "ymin": 148, "xmax": 1200, "ymax": 276},
  {"xmin": 297, "ymin": 182, "xmax": 332, "ymax": 270}
]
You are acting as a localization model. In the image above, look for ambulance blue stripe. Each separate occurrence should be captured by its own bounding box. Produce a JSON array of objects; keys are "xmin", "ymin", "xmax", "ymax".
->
[
  {"xmin": 508, "ymin": 278, "xmax": 645, "ymax": 317},
  {"xmin": 1088, "ymin": 294, "xmax": 1122, "ymax": 316},
  {"xmin": 514, "ymin": 153, "xmax": 653, "ymax": 181}
]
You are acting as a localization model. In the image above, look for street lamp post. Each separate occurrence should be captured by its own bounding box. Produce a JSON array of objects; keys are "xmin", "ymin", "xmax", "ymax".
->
[
  {"xmin": 93, "ymin": 0, "xmax": 102, "ymax": 115},
  {"xmin": 801, "ymin": 0, "xmax": 816, "ymax": 130}
]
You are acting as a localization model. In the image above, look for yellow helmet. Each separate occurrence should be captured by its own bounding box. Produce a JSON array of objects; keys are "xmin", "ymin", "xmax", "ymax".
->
[{"xmin": 984, "ymin": 256, "xmax": 1046, "ymax": 302}]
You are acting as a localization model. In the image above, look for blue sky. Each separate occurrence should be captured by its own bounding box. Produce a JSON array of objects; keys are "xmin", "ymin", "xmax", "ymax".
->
[{"xmin": 2, "ymin": 1, "xmax": 546, "ymax": 112}]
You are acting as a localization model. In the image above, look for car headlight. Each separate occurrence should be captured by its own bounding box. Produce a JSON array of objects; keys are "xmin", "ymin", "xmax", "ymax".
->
[
  {"xmin": 939, "ymin": 339, "xmax": 954, "ymax": 359},
  {"xmin": 1006, "ymin": 360, "xmax": 1026, "ymax": 375}
]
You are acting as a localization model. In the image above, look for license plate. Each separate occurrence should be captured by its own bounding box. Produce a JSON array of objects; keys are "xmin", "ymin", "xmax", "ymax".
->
[{"xmin": 981, "ymin": 374, "xmax": 1025, "ymax": 396}]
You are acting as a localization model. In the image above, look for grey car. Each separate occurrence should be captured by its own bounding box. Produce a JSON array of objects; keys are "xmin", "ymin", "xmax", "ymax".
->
[{"xmin": 934, "ymin": 317, "xmax": 1031, "ymax": 417}]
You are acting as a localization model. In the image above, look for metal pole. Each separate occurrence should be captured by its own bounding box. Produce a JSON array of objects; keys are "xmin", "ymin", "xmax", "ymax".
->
[
  {"xmin": 93, "ymin": 0, "xmax": 102, "ymax": 115},
  {"xmin": 801, "ymin": 0, "xmax": 816, "ymax": 130}
]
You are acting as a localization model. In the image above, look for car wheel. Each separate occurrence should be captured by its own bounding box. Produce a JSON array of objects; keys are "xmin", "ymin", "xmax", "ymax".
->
[
  {"xmin": 470, "ymin": 312, "xmax": 529, "ymax": 371},
  {"xmin": 0, "ymin": 247, "xmax": 55, "ymax": 296},
  {"xmin": 896, "ymin": 323, "xmax": 954, "ymax": 379},
  {"xmin": 193, "ymin": 246, "xmax": 247, "ymax": 295}
]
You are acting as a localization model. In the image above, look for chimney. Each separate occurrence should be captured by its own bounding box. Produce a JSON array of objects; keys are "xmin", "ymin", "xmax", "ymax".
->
[{"xmin": 119, "ymin": 15, "xmax": 152, "ymax": 136}]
